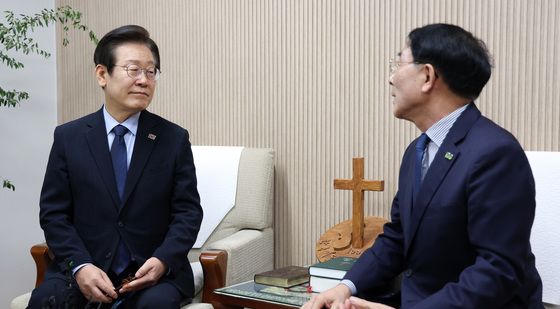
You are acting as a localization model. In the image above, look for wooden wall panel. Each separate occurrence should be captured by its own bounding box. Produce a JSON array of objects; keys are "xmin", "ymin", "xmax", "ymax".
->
[{"xmin": 56, "ymin": 0, "xmax": 560, "ymax": 267}]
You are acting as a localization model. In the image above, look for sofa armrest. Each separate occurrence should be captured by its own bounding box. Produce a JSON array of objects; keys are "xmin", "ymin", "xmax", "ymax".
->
[
  {"xmin": 206, "ymin": 228, "xmax": 274, "ymax": 286},
  {"xmin": 30, "ymin": 243, "xmax": 53, "ymax": 288},
  {"xmin": 199, "ymin": 250, "xmax": 228, "ymax": 307}
]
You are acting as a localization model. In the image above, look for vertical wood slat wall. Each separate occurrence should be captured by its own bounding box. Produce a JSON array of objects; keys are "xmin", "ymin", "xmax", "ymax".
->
[{"xmin": 56, "ymin": 0, "xmax": 560, "ymax": 267}]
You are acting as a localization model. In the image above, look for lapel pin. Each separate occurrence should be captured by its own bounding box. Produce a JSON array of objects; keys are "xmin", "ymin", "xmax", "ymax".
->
[
  {"xmin": 444, "ymin": 152, "xmax": 454, "ymax": 160},
  {"xmin": 148, "ymin": 133, "xmax": 157, "ymax": 140}
]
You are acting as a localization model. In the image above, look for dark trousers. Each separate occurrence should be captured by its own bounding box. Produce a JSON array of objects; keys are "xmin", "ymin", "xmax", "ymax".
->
[{"xmin": 27, "ymin": 265, "xmax": 183, "ymax": 309}]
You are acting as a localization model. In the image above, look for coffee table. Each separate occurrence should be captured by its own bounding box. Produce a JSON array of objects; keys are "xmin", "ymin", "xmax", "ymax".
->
[{"xmin": 213, "ymin": 280, "xmax": 313, "ymax": 309}]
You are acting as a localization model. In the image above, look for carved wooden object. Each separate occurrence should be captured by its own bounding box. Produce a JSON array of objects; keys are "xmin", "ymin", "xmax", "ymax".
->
[{"xmin": 316, "ymin": 157, "xmax": 386, "ymax": 262}]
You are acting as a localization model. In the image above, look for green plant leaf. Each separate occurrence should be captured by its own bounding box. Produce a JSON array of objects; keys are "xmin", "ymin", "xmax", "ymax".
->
[
  {"xmin": 0, "ymin": 51, "xmax": 24, "ymax": 69},
  {"xmin": 1, "ymin": 5, "xmax": 97, "ymax": 106},
  {"xmin": 1, "ymin": 6, "xmax": 98, "ymax": 189},
  {"xmin": 0, "ymin": 86, "xmax": 29, "ymax": 107},
  {"xmin": 3, "ymin": 179, "xmax": 15, "ymax": 191}
]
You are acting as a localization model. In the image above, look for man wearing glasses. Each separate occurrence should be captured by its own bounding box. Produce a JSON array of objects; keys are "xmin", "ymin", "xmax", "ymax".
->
[
  {"xmin": 28, "ymin": 25, "xmax": 203, "ymax": 308},
  {"xmin": 304, "ymin": 23, "xmax": 543, "ymax": 309}
]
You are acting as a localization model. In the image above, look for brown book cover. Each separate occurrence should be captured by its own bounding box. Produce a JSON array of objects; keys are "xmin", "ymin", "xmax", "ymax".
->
[{"xmin": 254, "ymin": 266, "xmax": 309, "ymax": 288}]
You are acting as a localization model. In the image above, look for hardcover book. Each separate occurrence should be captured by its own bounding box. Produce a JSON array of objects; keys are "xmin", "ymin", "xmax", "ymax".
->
[
  {"xmin": 254, "ymin": 266, "xmax": 310, "ymax": 288},
  {"xmin": 308, "ymin": 256, "xmax": 357, "ymax": 279},
  {"xmin": 310, "ymin": 275, "xmax": 342, "ymax": 293}
]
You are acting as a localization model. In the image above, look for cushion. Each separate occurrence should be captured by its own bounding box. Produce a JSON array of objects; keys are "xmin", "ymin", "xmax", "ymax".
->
[
  {"xmin": 10, "ymin": 292, "xmax": 30, "ymax": 309},
  {"xmin": 191, "ymin": 261, "xmax": 204, "ymax": 296}
]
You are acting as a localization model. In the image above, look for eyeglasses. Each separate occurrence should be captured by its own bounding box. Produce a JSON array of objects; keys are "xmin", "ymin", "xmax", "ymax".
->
[
  {"xmin": 389, "ymin": 58, "xmax": 416, "ymax": 74},
  {"xmin": 115, "ymin": 64, "xmax": 161, "ymax": 81}
]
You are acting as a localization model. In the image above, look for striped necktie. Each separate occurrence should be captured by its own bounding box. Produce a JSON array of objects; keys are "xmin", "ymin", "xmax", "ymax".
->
[{"xmin": 414, "ymin": 133, "xmax": 430, "ymax": 198}]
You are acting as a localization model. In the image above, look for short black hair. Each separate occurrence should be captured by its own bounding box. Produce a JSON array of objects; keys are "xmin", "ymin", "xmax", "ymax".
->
[
  {"xmin": 93, "ymin": 25, "xmax": 160, "ymax": 74},
  {"xmin": 408, "ymin": 23, "xmax": 492, "ymax": 100}
]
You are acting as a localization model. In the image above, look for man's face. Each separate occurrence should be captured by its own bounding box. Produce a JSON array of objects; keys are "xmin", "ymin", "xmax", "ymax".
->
[
  {"xmin": 96, "ymin": 43, "xmax": 157, "ymax": 118},
  {"xmin": 389, "ymin": 47, "xmax": 426, "ymax": 122}
]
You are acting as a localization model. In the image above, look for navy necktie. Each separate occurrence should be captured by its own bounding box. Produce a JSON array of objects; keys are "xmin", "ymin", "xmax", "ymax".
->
[
  {"xmin": 414, "ymin": 133, "xmax": 430, "ymax": 198},
  {"xmin": 110, "ymin": 124, "xmax": 131, "ymax": 274},
  {"xmin": 111, "ymin": 125, "xmax": 128, "ymax": 199}
]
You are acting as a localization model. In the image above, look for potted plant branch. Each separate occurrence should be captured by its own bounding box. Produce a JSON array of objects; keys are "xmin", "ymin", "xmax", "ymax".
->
[{"xmin": 1, "ymin": 5, "xmax": 97, "ymax": 190}]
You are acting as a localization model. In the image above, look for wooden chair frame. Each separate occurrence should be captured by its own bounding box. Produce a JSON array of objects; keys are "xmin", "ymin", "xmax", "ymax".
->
[{"xmin": 30, "ymin": 243, "xmax": 229, "ymax": 308}]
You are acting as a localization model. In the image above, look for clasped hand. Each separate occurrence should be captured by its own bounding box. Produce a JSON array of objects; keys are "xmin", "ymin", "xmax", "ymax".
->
[{"xmin": 75, "ymin": 257, "xmax": 167, "ymax": 303}]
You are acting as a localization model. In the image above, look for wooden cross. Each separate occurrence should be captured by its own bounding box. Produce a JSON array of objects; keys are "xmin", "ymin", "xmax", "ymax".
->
[{"xmin": 334, "ymin": 157, "xmax": 384, "ymax": 248}]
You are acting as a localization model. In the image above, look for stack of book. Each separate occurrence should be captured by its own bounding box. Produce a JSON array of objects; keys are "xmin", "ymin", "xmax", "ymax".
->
[{"xmin": 308, "ymin": 256, "xmax": 357, "ymax": 293}]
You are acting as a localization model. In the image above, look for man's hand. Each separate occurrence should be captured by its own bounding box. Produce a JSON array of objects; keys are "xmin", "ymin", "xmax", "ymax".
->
[
  {"xmin": 342, "ymin": 296, "xmax": 395, "ymax": 309},
  {"xmin": 301, "ymin": 284, "xmax": 351, "ymax": 309},
  {"xmin": 75, "ymin": 264, "xmax": 117, "ymax": 303},
  {"xmin": 119, "ymin": 257, "xmax": 167, "ymax": 293}
]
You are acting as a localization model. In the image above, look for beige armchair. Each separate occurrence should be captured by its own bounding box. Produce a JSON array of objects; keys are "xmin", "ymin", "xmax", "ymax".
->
[{"xmin": 11, "ymin": 147, "xmax": 275, "ymax": 309}]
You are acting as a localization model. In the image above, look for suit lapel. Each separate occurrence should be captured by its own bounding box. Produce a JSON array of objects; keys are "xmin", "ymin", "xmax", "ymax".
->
[
  {"xmin": 405, "ymin": 103, "xmax": 481, "ymax": 252},
  {"xmin": 85, "ymin": 109, "xmax": 121, "ymax": 208},
  {"xmin": 400, "ymin": 150, "xmax": 415, "ymax": 246},
  {"xmin": 121, "ymin": 110, "xmax": 160, "ymax": 206}
]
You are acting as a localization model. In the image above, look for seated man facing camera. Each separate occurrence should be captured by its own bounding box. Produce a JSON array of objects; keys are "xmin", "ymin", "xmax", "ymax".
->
[
  {"xmin": 304, "ymin": 23, "xmax": 543, "ymax": 309},
  {"xmin": 28, "ymin": 25, "xmax": 203, "ymax": 308}
]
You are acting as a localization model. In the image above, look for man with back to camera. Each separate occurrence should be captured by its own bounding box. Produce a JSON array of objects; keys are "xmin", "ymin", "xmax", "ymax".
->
[
  {"xmin": 303, "ymin": 23, "xmax": 543, "ymax": 309},
  {"xmin": 28, "ymin": 25, "xmax": 203, "ymax": 308}
]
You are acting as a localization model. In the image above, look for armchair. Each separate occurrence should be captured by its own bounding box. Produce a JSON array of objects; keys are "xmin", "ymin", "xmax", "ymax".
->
[{"xmin": 11, "ymin": 147, "xmax": 275, "ymax": 309}]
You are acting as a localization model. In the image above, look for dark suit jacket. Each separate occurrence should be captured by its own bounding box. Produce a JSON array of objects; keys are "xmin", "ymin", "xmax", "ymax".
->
[
  {"xmin": 345, "ymin": 104, "xmax": 543, "ymax": 308},
  {"xmin": 39, "ymin": 108, "xmax": 203, "ymax": 297}
]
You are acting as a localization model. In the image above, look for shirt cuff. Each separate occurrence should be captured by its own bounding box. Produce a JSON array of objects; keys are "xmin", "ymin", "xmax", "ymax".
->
[
  {"xmin": 72, "ymin": 263, "xmax": 92, "ymax": 277},
  {"xmin": 340, "ymin": 279, "xmax": 357, "ymax": 295}
]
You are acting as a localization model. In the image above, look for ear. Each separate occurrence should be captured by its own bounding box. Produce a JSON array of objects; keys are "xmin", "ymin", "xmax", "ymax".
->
[
  {"xmin": 95, "ymin": 64, "xmax": 108, "ymax": 89},
  {"xmin": 420, "ymin": 63, "xmax": 437, "ymax": 93}
]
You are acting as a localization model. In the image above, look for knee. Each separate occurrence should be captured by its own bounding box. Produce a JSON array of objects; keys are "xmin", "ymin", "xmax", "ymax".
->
[
  {"xmin": 27, "ymin": 279, "xmax": 84, "ymax": 309},
  {"xmin": 27, "ymin": 282, "xmax": 61, "ymax": 309},
  {"xmin": 134, "ymin": 295, "xmax": 181, "ymax": 308},
  {"xmin": 132, "ymin": 284, "xmax": 182, "ymax": 309},
  {"xmin": 28, "ymin": 291, "xmax": 56, "ymax": 309}
]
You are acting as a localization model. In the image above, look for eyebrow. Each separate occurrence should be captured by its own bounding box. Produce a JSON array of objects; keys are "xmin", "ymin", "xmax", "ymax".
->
[{"xmin": 121, "ymin": 59, "xmax": 155, "ymax": 65}]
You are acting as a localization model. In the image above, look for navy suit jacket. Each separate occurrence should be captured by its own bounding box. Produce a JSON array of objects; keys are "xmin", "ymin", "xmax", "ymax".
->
[
  {"xmin": 39, "ymin": 108, "xmax": 203, "ymax": 297},
  {"xmin": 345, "ymin": 104, "xmax": 543, "ymax": 308}
]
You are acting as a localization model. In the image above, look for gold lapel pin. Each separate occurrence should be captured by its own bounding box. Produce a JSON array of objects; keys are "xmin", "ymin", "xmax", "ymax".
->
[
  {"xmin": 148, "ymin": 133, "xmax": 156, "ymax": 140},
  {"xmin": 444, "ymin": 152, "xmax": 454, "ymax": 160}
]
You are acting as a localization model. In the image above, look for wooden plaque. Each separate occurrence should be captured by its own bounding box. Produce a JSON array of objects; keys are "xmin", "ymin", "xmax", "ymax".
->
[{"xmin": 316, "ymin": 216, "xmax": 387, "ymax": 262}]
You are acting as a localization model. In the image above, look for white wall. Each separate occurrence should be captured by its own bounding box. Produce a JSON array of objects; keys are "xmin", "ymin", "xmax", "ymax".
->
[{"xmin": 0, "ymin": 0, "xmax": 57, "ymax": 306}]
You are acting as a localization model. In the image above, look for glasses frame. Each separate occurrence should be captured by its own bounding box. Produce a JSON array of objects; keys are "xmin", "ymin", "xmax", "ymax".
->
[
  {"xmin": 115, "ymin": 64, "xmax": 161, "ymax": 81},
  {"xmin": 389, "ymin": 58, "xmax": 417, "ymax": 75}
]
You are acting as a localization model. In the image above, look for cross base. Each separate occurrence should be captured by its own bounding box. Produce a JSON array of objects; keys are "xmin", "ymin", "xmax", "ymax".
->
[{"xmin": 315, "ymin": 216, "xmax": 388, "ymax": 262}]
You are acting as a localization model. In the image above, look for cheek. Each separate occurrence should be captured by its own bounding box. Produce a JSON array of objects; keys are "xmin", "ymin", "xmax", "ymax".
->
[
  {"xmin": 391, "ymin": 73, "xmax": 406, "ymax": 88},
  {"xmin": 120, "ymin": 82, "xmax": 137, "ymax": 97},
  {"xmin": 394, "ymin": 75, "xmax": 418, "ymax": 94},
  {"xmin": 146, "ymin": 83, "xmax": 155, "ymax": 93}
]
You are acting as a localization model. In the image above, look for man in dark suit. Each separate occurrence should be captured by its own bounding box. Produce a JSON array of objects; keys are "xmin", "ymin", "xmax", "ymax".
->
[
  {"xmin": 28, "ymin": 25, "xmax": 203, "ymax": 308},
  {"xmin": 304, "ymin": 23, "xmax": 543, "ymax": 309}
]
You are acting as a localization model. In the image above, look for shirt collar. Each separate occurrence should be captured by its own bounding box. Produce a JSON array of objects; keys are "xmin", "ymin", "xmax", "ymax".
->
[
  {"xmin": 103, "ymin": 105, "xmax": 141, "ymax": 136},
  {"xmin": 425, "ymin": 103, "xmax": 469, "ymax": 147}
]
